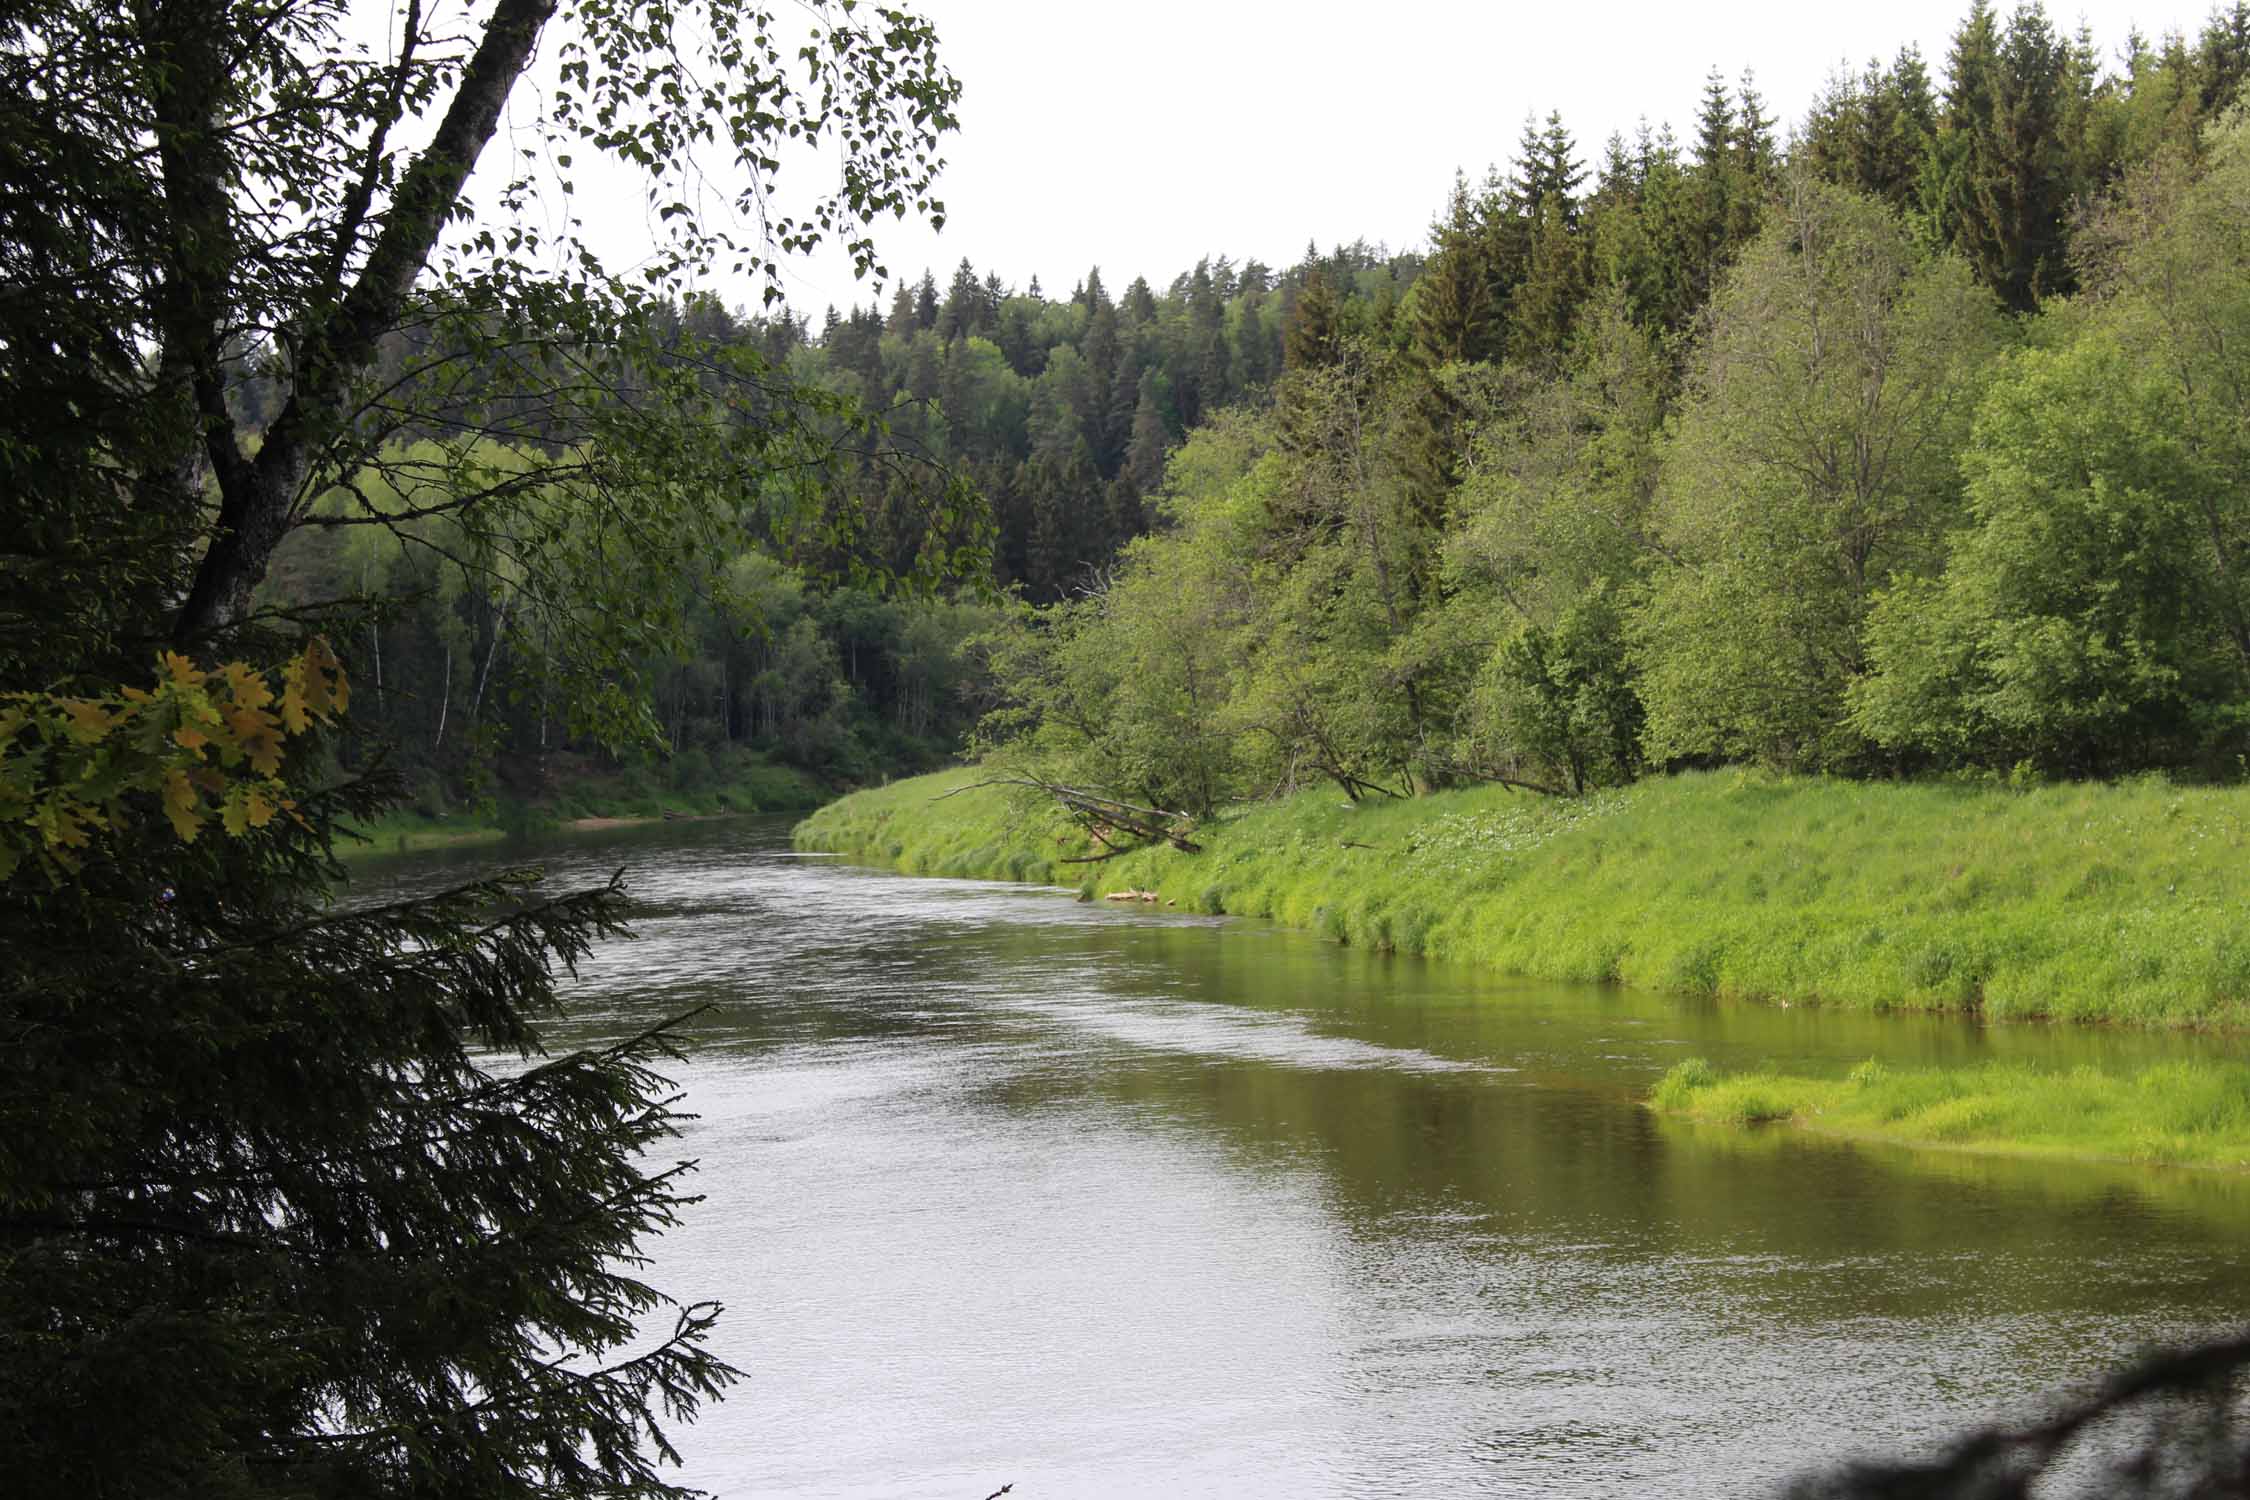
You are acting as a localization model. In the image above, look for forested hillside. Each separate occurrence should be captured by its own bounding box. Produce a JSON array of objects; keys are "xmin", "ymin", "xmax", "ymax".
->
[
  {"xmin": 979, "ymin": 0, "xmax": 2250, "ymax": 812},
  {"xmin": 266, "ymin": 0, "xmax": 2250, "ymax": 815}
]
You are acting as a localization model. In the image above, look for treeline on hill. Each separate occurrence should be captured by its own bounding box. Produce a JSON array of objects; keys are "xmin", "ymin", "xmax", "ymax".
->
[
  {"xmin": 977, "ymin": 0, "xmax": 2250, "ymax": 822},
  {"xmin": 258, "ymin": 0, "xmax": 2250, "ymax": 817}
]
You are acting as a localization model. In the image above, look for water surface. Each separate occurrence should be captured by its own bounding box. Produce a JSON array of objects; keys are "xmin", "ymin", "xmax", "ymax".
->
[{"xmin": 360, "ymin": 819, "xmax": 2250, "ymax": 1497}]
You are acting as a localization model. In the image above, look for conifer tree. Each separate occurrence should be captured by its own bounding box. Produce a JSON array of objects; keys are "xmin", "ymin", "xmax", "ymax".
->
[
  {"xmin": 1233, "ymin": 292, "xmax": 1275, "ymax": 391},
  {"xmin": 1535, "ymin": 111, "xmax": 1591, "ymax": 225},
  {"xmin": 938, "ymin": 256, "xmax": 985, "ymax": 342},
  {"xmin": 1679, "ymin": 67, "xmax": 1747, "ymax": 312},
  {"xmin": 1951, "ymin": 1, "xmax": 2077, "ymax": 309},
  {"xmin": 1284, "ymin": 268, "xmax": 1347, "ymax": 370},
  {"xmin": 1692, "ymin": 67, "xmax": 1737, "ymax": 173},
  {"xmin": 1125, "ymin": 369, "xmax": 1173, "ymax": 495},
  {"xmin": 886, "ymin": 279, "xmax": 920, "ymax": 337},
  {"xmin": 1922, "ymin": 0, "xmax": 2002, "ymax": 263},
  {"xmin": 2198, "ymin": 1, "xmax": 2250, "ymax": 114},
  {"xmin": 1082, "ymin": 296, "xmax": 1124, "ymax": 468},
  {"xmin": 1507, "ymin": 198, "xmax": 1591, "ymax": 367},
  {"xmin": 1410, "ymin": 176, "xmax": 1499, "ymax": 370},
  {"xmin": 1121, "ymin": 275, "xmax": 1160, "ymax": 327}
]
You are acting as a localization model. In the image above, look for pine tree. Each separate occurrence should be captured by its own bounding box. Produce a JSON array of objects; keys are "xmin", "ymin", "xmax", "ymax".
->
[
  {"xmin": 1284, "ymin": 267, "xmax": 1346, "ymax": 370},
  {"xmin": 937, "ymin": 256, "xmax": 984, "ymax": 341},
  {"xmin": 1232, "ymin": 292, "xmax": 1274, "ymax": 392},
  {"xmin": 1682, "ymin": 67, "xmax": 1744, "ymax": 312},
  {"xmin": 1410, "ymin": 174, "xmax": 1498, "ymax": 367},
  {"xmin": 1535, "ymin": 111, "xmax": 1590, "ymax": 226},
  {"xmin": 1946, "ymin": 1, "xmax": 2077, "ymax": 310},
  {"xmin": 885, "ymin": 279, "xmax": 918, "ymax": 337},
  {"xmin": 1507, "ymin": 197, "xmax": 1590, "ymax": 367},
  {"xmin": 1082, "ymin": 292, "xmax": 1123, "ymax": 469},
  {"xmin": 1124, "ymin": 369, "xmax": 1172, "ymax": 495},
  {"xmin": 1692, "ymin": 67, "xmax": 1736, "ymax": 172},
  {"xmin": 2199, "ymin": 1, "xmax": 2250, "ymax": 114},
  {"xmin": 1922, "ymin": 0, "xmax": 2002, "ymax": 256},
  {"xmin": 1120, "ymin": 275, "xmax": 1159, "ymax": 326}
]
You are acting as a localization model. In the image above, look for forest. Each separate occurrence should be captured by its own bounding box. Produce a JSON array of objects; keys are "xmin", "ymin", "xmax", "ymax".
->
[
  {"xmin": 10, "ymin": 1, "xmax": 2250, "ymax": 1496},
  {"xmin": 277, "ymin": 0, "xmax": 2250, "ymax": 825}
]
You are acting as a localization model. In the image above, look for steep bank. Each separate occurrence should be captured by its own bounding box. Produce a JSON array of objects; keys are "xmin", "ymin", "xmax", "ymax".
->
[{"xmin": 794, "ymin": 767, "xmax": 2250, "ymax": 1029}]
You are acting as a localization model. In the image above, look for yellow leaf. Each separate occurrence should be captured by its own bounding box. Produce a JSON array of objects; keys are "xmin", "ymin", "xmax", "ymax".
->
[
  {"xmin": 219, "ymin": 662, "xmax": 273, "ymax": 711},
  {"xmin": 160, "ymin": 651, "xmax": 204, "ymax": 691},
  {"xmin": 174, "ymin": 725, "xmax": 211, "ymax": 752},
  {"xmin": 281, "ymin": 637, "xmax": 350, "ymax": 730},
  {"xmin": 243, "ymin": 786, "xmax": 277, "ymax": 829},
  {"xmin": 229, "ymin": 712, "xmax": 285, "ymax": 776},
  {"xmin": 221, "ymin": 788, "xmax": 250, "ymax": 837},
  {"xmin": 60, "ymin": 699, "xmax": 118, "ymax": 744},
  {"xmin": 162, "ymin": 768, "xmax": 204, "ymax": 842},
  {"xmin": 279, "ymin": 660, "xmax": 310, "ymax": 734},
  {"xmin": 40, "ymin": 799, "xmax": 106, "ymax": 849}
]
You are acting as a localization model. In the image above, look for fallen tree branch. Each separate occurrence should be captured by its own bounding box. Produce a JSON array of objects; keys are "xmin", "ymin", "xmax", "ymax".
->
[{"xmin": 939, "ymin": 772, "xmax": 1203, "ymax": 853}]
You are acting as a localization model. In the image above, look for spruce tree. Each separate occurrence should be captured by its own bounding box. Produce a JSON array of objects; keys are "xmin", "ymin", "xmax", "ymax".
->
[
  {"xmin": 1923, "ymin": 0, "xmax": 2002, "ymax": 263},
  {"xmin": 1283, "ymin": 267, "xmax": 1346, "ymax": 370},
  {"xmin": 2199, "ymin": 1, "xmax": 2250, "ymax": 114},
  {"xmin": 1190, "ymin": 261, "xmax": 1232, "ymax": 419},
  {"xmin": 1950, "ymin": 1, "xmax": 2076, "ymax": 310},
  {"xmin": 1535, "ymin": 111, "xmax": 1590, "ymax": 225},
  {"xmin": 1233, "ymin": 292, "xmax": 1275, "ymax": 391},
  {"xmin": 1120, "ymin": 275, "xmax": 1160, "ymax": 327},
  {"xmin": 1125, "ymin": 369, "xmax": 1173, "ymax": 495},
  {"xmin": 1507, "ymin": 197, "xmax": 1591, "ymax": 367},
  {"xmin": 886, "ymin": 279, "xmax": 920, "ymax": 336},
  {"xmin": 938, "ymin": 256, "xmax": 984, "ymax": 341},
  {"xmin": 1692, "ymin": 68, "xmax": 1737, "ymax": 173}
]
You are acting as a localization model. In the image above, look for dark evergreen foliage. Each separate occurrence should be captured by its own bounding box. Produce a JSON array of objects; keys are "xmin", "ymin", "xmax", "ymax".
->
[{"xmin": 0, "ymin": 776, "xmax": 733, "ymax": 1499}]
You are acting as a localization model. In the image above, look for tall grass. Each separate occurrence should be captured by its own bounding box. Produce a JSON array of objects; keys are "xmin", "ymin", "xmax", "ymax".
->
[
  {"xmin": 795, "ymin": 767, "xmax": 2250, "ymax": 1029},
  {"xmin": 1651, "ymin": 1056, "xmax": 2250, "ymax": 1170}
]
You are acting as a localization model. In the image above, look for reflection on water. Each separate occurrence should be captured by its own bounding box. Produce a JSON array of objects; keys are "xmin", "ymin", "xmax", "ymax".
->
[{"xmin": 357, "ymin": 819, "xmax": 2250, "ymax": 1498}]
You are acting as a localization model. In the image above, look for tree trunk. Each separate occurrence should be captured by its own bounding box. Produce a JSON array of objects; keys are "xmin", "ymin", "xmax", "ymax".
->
[
  {"xmin": 468, "ymin": 596, "xmax": 510, "ymax": 728},
  {"xmin": 169, "ymin": 0, "xmax": 560, "ymax": 643},
  {"xmin": 434, "ymin": 644, "xmax": 452, "ymax": 752}
]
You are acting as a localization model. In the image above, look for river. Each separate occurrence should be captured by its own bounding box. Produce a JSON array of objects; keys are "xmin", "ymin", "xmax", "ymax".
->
[{"xmin": 359, "ymin": 816, "xmax": 2250, "ymax": 1497}]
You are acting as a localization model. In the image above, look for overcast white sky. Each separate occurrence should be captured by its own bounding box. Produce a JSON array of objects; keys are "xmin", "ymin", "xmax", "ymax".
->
[{"xmin": 747, "ymin": 0, "xmax": 2224, "ymax": 315}]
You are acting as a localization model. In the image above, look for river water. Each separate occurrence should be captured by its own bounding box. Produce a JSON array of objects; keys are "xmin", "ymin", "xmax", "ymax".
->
[{"xmin": 361, "ymin": 817, "xmax": 2250, "ymax": 1498}]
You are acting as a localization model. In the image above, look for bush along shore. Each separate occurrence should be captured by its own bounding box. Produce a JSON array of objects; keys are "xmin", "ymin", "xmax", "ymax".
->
[{"xmin": 796, "ymin": 766, "xmax": 2250, "ymax": 1168}]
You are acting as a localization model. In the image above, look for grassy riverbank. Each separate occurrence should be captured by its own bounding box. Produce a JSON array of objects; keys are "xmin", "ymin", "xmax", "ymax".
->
[
  {"xmin": 1652, "ymin": 1056, "xmax": 2250, "ymax": 1170},
  {"xmin": 346, "ymin": 752, "xmax": 827, "ymax": 858},
  {"xmin": 794, "ymin": 767, "xmax": 2250, "ymax": 1029}
]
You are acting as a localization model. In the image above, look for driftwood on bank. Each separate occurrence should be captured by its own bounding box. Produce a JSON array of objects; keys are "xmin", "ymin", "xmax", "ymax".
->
[{"xmin": 938, "ymin": 774, "xmax": 1203, "ymax": 854}]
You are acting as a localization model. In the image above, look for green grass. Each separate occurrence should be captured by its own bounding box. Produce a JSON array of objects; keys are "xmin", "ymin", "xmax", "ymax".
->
[
  {"xmin": 1651, "ymin": 1056, "xmax": 2250, "ymax": 1170},
  {"xmin": 795, "ymin": 766, "xmax": 2250, "ymax": 1029}
]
